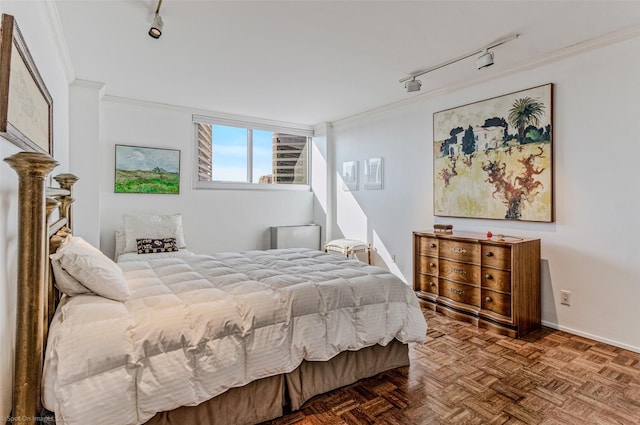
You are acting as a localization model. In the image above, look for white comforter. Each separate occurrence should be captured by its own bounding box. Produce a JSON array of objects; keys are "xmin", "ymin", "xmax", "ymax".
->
[{"xmin": 43, "ymin": 249, "xmax": 427, "ymax": 425}]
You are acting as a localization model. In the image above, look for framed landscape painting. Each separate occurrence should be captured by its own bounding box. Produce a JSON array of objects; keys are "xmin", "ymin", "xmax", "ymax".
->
[
  {"xmin": 115, "ymin": 145, "xmax": 180, "ymax": 194},
  {"xmin": 433, "ymin": 84, "xmax": 553, "ymax": 222},
  {"xmin": 0, "ymin": 14, "xmax": 53, "ymax": 155}
]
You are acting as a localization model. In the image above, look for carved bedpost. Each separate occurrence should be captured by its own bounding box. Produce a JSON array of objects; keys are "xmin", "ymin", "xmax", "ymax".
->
[
  {"xmin": 4, "ymin": 152, "xmax": 58, "ymax": 424},
  {"xmin": 53, "ymin": 173, "xmax": 78, "ymax": 226},
  {"xmin": 49, "ymin": 231, "xmax": 68, "ymax": 310},
  {"xmin": 43, "ymin": 197, "xmax": 60, "ymax": 360},
  {"xmin": 45, "ymin": 197, "xmax": 59, "ymax": 220}
]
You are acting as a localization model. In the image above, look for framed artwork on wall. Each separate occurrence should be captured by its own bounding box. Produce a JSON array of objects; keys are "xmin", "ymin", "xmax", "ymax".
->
[
  {"xmin": 115, "ymin": 145, "xmax": 180, "ymax": 194},
  {"xmin": 364, "ymin": 157, "xmax": 383, "ymax": 190},
  {"xmin": 433, "ymin": 83, "xmax": 553, "ymax": 222},
  {"xmin": 0, "ymin": 14, "xmax": 53, "ymax": 155},
  {"xmin": 342, "ymin": 160, "xmax": 358, "ymax": 191}
]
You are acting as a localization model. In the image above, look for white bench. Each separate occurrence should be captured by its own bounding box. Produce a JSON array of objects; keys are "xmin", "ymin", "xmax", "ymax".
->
[{"xmin": 324, "ymin": 238, "xmax": 370, "ymax": 264}]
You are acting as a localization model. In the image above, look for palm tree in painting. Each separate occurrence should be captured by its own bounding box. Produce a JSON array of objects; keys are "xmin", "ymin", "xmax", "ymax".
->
[{"xmin": 508, "ymin": 97, "xmax": 545, "ymax": 144}]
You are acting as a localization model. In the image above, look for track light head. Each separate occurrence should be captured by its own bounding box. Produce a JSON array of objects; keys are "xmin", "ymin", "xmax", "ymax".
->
[
  {"xmin": 149, "ymin": 12, "xmax": 163, "ymax": 39},
  {"xmin": 399, "ymin": 33, "xmax": 517, "ymax": 93},
  {"xmin": 405, "ymin": 78, "xmax": 422, "ymax": 93},
  {"xmin": 476, "ymin": 49, "xmax": 494, "ymax": 69}
]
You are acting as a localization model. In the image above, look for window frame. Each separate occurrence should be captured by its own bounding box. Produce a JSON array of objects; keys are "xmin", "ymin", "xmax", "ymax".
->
[{"xmin": 193, "ymin": 114, "xmax": 313, "ymax": 191}]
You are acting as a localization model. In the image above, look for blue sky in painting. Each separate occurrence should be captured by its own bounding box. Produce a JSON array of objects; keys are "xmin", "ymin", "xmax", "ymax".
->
[{"xmin": 116, "ymin": 145, "xmax": 180, "ymax": 173}]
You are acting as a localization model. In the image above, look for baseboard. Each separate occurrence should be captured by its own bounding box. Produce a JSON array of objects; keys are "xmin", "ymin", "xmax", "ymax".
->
[{"xmin": 541, "ymin": 320, "xmax": 639, "ymax": 354}]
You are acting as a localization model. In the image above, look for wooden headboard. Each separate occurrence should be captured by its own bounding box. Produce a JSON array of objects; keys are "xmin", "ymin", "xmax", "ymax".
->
[{"xmin": 4, "ymin": 151, "xmax": 78, "ymax": 424}]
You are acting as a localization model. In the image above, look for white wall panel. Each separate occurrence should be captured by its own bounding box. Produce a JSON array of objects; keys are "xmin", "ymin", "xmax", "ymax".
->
[
  {"xmin": 0, "ymin": 1, "xmax": 71, "ymax": 416},
  {"xmin": 98, "ymin": 99, "xmax": 314, "ymax": 258},
  {"xmin": 330, "ymin": 37, "xmax": 640, "ymax": 352}
]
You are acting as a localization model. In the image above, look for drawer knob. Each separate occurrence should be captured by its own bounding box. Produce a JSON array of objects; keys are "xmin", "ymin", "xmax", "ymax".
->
[
  {"xmin": 485, "ymin": 274, "xmax": 493, "ymax": 280},
  {"xmin": 429, "ymin": 281, "xmax": 436, "ymax": 287},
  {"xmin": 430, "ymin": 243, "xmax": 436, "ymax": 248},
  {"xmin": 486, "ymin": 252, "xmax": 494, "ymax": 257},
  {"xmin": 485, "ymin": 296, "xmax": 492, "ymax": 302},
  {"xmin": 429, "ymin": 262, "xmax": 436, "ymax": 268}
]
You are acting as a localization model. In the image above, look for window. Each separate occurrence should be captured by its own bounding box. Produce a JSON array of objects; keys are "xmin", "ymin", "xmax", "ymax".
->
[{"xmin": 194, "ymin": 115, "xmax": 311, "ymax": 189}]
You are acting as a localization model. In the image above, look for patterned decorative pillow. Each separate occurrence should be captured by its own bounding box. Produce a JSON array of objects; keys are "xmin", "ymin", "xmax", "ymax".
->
[{"xmin": 136, "ymin": 237, "xmax": 179, "ymax": 254}]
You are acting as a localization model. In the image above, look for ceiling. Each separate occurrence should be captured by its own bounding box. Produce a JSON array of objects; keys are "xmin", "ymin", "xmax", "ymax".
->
[{"xmin": 54, "ymin": 0, "xmax": 640, "ymax": 126}]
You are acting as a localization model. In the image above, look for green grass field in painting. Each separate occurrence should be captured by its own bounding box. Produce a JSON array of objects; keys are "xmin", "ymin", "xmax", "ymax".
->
[{"xmin": 115, "ymin": 169, "xmax": 179, "ymax": 194}]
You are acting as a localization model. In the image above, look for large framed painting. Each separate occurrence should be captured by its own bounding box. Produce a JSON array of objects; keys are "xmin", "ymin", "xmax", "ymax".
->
[
  {"xmin": 115, "ymin": 145, "xmax": 180, "ymax": 194},
  {"xmin": 0, "ymin": 14, "xmax": 53, "ymax": 155},
  {"xmin": 433, "ymin": 83, "xmax": 553, "ymax": 222}
]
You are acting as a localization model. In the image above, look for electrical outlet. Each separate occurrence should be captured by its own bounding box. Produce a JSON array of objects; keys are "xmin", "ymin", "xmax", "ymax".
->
[{"xmin": 560, "ymin": 290, "xmax": 571, "ymax": 306}]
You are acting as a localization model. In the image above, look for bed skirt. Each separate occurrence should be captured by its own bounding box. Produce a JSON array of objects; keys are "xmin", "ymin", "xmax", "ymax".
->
[{"xmin": 144, "ymin": 340, "xmax": 409, "ymax": 425}]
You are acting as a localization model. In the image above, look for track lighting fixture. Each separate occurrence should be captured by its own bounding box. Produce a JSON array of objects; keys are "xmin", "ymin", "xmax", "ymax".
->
[
  {"xmin": 149, "ymin": 0, "xmax": 164, "ymax": 39},
  {"xmin": 399, "ymin": 33, "xmax": 519, "ymax": 93},
  {"xmin": 476, "ymin": 49, "xmax": 494, "ymax": 69},
  {"xmin": 405, "ymin": 78, "xmax": 422, "ymax": 93}
]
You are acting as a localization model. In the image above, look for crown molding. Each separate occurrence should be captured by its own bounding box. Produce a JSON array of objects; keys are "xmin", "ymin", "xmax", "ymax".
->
[
  {"xmin": 312, "ymin": 122, "xmax": 333, "ymax": 137},
  {"xmin": 71, "ymin": 79, "xmax": 106, "ymax": 99},
  {"xmin": 102, "ymin": 94, "xmax": 314, "ymax": 134},
  {"xmin": 333, "ymin": 24, "xmax": 640, "ymax": 128},
  {"xmin": 40, "ymin": 0, "xmax": 75, "ymax": 83}
]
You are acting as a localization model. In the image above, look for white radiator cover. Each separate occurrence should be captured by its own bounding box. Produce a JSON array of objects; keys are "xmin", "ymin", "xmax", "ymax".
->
[{"xmin": 270, "ymin": 224, "xmax": 321, "ymax": 250}]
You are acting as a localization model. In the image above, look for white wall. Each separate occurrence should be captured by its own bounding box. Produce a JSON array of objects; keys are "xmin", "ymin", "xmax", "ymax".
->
[
  {"xmin": 330, "ymin": 36, "xmax": 640, "ymax": 352},
  {"xmin": 96, "ymin": 98, "xmax": 314, "ymax": 258},
  {"xmin": 68, "ymin": 80, "xmax": 105, "ymax": 247},
  {"xmin": 0, "ymin": 9, "xmax": 635, "ymax": 421},
  {"xmin": 0, "ymin": 1, "xmax": 71, "ymax": 417},
  {"xmin": 311, "ymin": 123, "xmax": 333, "ymax": 244},
  {"xmin": 0, "ymin": 138, "xmax": 21, "ymax": 419}
]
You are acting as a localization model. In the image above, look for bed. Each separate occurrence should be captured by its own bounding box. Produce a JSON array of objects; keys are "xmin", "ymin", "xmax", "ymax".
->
[{"xmin": 5, "ymin": 151, "xmax": 427, "ymax": 425}]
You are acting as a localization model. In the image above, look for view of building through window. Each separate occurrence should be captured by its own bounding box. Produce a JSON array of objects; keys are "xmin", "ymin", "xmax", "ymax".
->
[
  {"xmin": 260, "ymin": 133, "xmax": 308, "ymax": 184},
  {"xmin": 197, "ymin": 123, "xmax": 308, "ymax": 185}
]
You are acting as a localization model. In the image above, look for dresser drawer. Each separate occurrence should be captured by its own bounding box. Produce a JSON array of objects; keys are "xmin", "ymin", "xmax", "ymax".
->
[
  {"xmin": 482, "ymin": 268, "xmax": 511, "ymax": 293},
  {"xmin": 482, "ymin": 289, "xmax": 511, "ymax": 317},
  {"xmin": 417, "ymin": 274, "xmax": 438, "ymax": 295},
  {"xmin": 482, "ymin": 245, "xmax": 511, "ymax": 270},
  {"xmin": 418, "ymin": 256, "xmax": 439, "ymax": 275},
  {"xmin": 413, "ymin": 230, "xmax": 540, "ymax": 338},
  {"xmin": 439, "ymin": 259, "xmax": 480, "ymax": 285},
  {"xmin": 418, "ymin": 237, "xmax": 438, "ymax": 256},
  {"xmin": 439, "ymin": 280, "xmax": 480, "ymax": 307},
  {"xmin": 439, "ymin": 240, "xmax": 480, "ymax": 263}
]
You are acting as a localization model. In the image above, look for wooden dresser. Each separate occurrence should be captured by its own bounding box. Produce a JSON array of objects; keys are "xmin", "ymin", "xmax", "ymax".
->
[{"xmin": 413, "ymin": 230, "xmax": 540, "ymax": 338}]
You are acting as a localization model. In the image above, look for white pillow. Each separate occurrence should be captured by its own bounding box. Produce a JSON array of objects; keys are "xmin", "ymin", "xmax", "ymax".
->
[
  {"xmin": 116, "ymin": 249, "xmax": 195, "ymax": 263},
  {"xmin": 50, "ymin": 237, "xmax": 130, "ymax": 302},
  {"xmin": 122, "ymin": 213, "xmax": 186, "ymax": 253},
  {"xmin": 50, "ymin": 235, "xmax": 92, "ymax": 296},
  {"xmin": 50, "ymin": 257, "xmax": 93, "ymax": 297},
  {"xmin": 114, "ymin": 224, "xmax": 126, "ymax": 260}
]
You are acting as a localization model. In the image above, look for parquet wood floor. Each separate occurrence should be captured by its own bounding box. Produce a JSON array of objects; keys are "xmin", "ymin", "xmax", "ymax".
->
[{"xmin": 263, "ymin": 306, "xmax": 640, "ymax": 425}]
